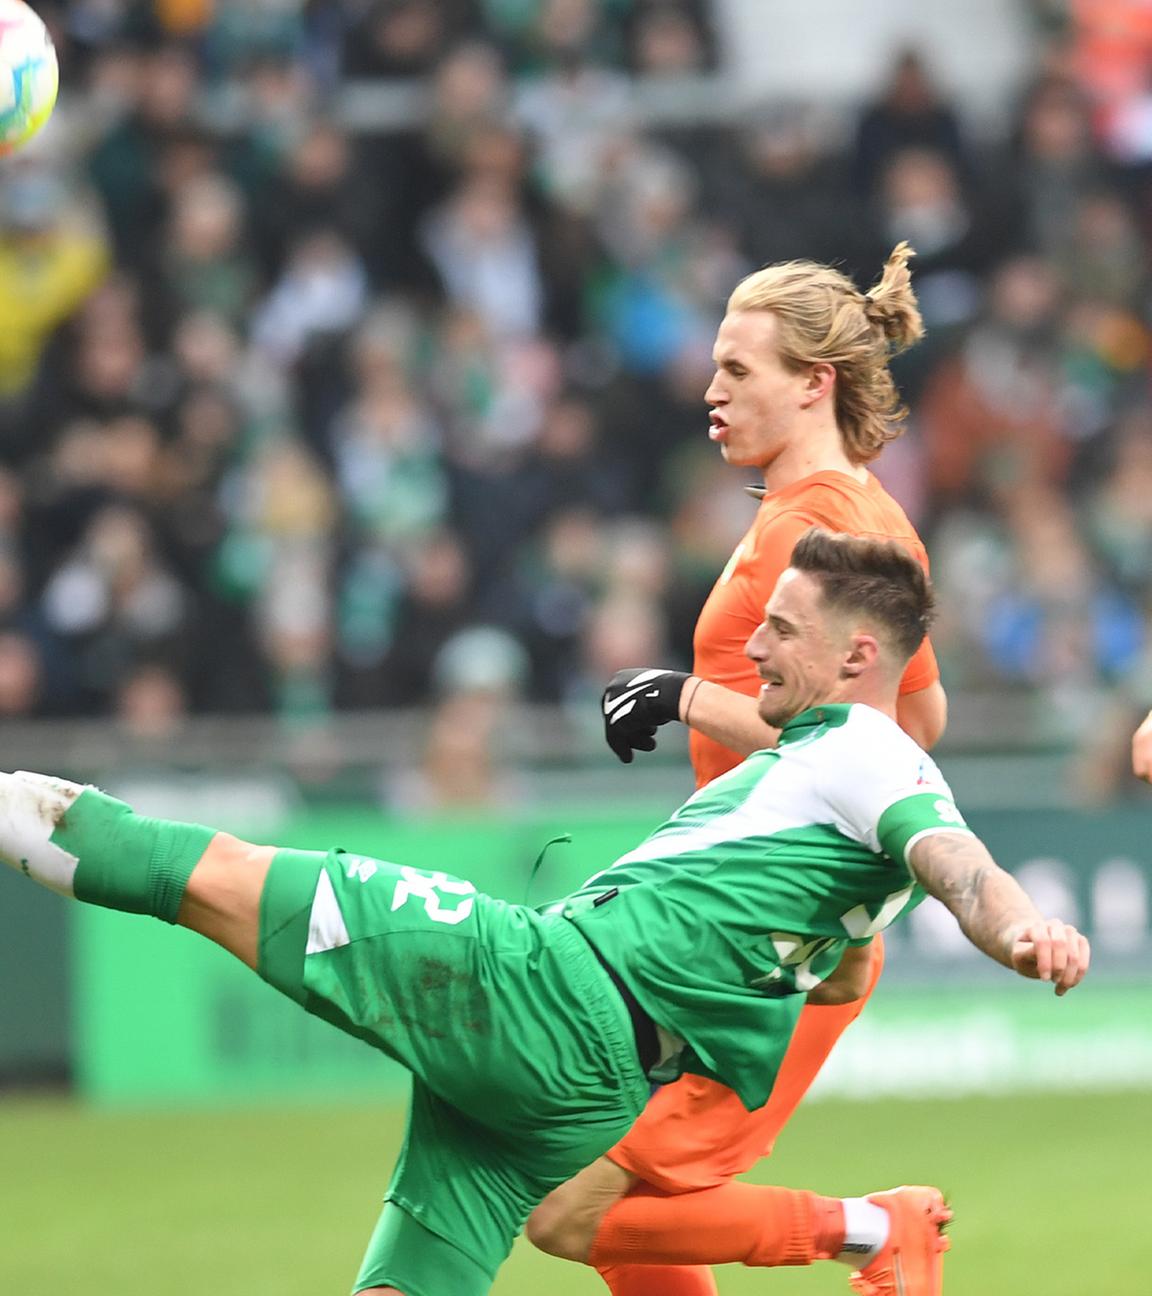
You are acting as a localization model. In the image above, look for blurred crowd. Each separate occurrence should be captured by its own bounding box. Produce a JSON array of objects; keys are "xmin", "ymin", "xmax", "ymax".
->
[{"xmin": 0, "ymin": 0, "xmax": 1151, "ymax": 802}]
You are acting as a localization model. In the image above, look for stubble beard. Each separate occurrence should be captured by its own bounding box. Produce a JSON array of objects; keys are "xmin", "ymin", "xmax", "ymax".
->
[{"xmin": 757, "ymin": 695, "xmax": 795, "ymax": 728}]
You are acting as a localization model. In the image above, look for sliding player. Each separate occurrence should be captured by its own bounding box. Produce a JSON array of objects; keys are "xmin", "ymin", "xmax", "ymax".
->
[{"xmin": 0, "ymin": 531, "xmax": 1088, "ymax": 1296}]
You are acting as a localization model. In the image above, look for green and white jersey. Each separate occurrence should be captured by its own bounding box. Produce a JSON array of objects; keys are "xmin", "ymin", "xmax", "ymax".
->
[{"xmin": 561, "ymin": 702, "xmax": 971, "ymax": 1110}]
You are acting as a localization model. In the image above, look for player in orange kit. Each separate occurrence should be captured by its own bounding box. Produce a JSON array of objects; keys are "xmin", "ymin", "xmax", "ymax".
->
[{"xmin": 526, "ymin": 244, "xmax": 949, "ymax": 1296}]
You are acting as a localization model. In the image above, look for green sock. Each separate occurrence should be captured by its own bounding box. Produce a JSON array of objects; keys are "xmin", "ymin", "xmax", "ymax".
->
[{"xmin": 52, "ymin": 788, "xmax": 216, "ymax": 923}]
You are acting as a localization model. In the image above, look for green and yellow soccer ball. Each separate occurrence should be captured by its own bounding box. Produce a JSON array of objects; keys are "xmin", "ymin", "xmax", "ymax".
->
[{"xmin": 0, "ymin": 0, "xmax": 57, "ymax": 157}]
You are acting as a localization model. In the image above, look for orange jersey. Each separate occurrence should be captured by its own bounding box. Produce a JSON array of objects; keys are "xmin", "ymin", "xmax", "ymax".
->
[
  {"xmin": 690, "ymin": 470, "xmax": 939, "ymax": 788},
  {"xmin": 609, "ymin": 937, "xmax": 885, "ymax": 1191}
]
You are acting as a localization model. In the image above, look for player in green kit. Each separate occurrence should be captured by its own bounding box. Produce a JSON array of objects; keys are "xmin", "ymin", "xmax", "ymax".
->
[{"xmin": 0, "ymin": 530, "xmax": 1088, "ymax": 1296}]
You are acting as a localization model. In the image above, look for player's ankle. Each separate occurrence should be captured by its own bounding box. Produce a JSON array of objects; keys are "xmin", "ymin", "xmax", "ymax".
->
[
  {"xmin": 0, "ymin": 773, "xmax": 219, "ymax": 923},
  {"xmin": 832, "ymin": 1198, "xmax": 890, "ymax": 1266},
  {"xmin": 63, "ymin": 790, "xmax": 216, "ymax": 923}
]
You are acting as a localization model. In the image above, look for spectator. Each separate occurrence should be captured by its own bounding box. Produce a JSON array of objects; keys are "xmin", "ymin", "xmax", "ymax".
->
[
  {"xmin": 388, "ymin": 624, "xmax": 530, "ymax": 810},
  {"xmin": 869, "ymin": 147, "xmax": 1006, "ymax": 333},
  {"xmin": 87, "ymin": 43, "xmax": 202, "ymax": 268},
  {"xmin": 627, "ymin": 1, "xmax": 718, "ymax": 77},
  {"xmin": 114, "ymin": 659, "xmax": 188, "ymax": 741},
  {"xmin": 919, "ymin": 255, "xmax": 1072, "ymax": 514},
  {"xmin": 421, "ymin": 173, "xmax": 546, "ymax": 339},
  {"xmin": 1053, "ymin": 188, "xmax": 1148, "ymax": 309},
  {"xmin": 1005, "ymin": 75, "xmax": 1116, "ymax": 258},
  {"xmin": 156, "ymin": 172, "xmax": 259, "ymax": 331},
  {"xmin": 730, "ymin": 104, "xmax": 866, "ymax": 274},
  {"xmin": 342, "ymin": 0, "xmax": 479, "ymax": 80},
  {"xmin": 251, "ymin": 227, "xmax": 369, "ymax": 370},
  {"xmin": 0, "ymin": 628, "xmax": 43, "ymax": 718},
  {"xmin": 39, "ymin": 503, "xmax": 188, "ymax": 711},
  {"xmin": 250, "ymin": 120, "xmax": 379, "ymax": 282},
  {"xmin": 340, "ymin": 529, "xmax": 473, "ymax": 708},
  {"xmin": 852, "ymin": 47, "xmax": 969, "ymax": 198},
  {"xmin": 0, "ymin": 167, "xmax": 109, "ymax": 439},
  {"xmin": 1084, "ymin": 408, "xmax": 1152, "ymax": 595},
  {"xmin": 981, "ymin": 487, "xmax": 1145, "ymax": 715}
]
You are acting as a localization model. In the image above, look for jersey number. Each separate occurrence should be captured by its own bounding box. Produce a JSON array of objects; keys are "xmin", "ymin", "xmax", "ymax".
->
[
  {"xmin": 390, "ymin": 865, "xmax": 477, "ymax": 926},
  {"xmin": 752, "ymin": 933, "xmax": 837, "ymax": 991}
]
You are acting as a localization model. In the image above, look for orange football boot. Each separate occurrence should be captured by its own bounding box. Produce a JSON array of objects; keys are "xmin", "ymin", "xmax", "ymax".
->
[{"xmin": 849, "ymin": 1186, "xmax": 951, "ymax": 1296}]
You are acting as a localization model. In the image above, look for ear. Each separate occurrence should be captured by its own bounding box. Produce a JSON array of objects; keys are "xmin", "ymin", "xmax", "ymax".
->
[
  {"xmin": 840, "ymin": 634, "xmax": 880, "ymax": 678},
  {"xmin": 800, "ymin": 362, "xmax": 836, "ymax": 409}
]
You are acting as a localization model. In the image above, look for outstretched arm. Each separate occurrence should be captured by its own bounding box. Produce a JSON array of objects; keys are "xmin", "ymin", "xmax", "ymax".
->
[{"xmin": 907, "ymin": 831, "xmax": 1090, "ymax": 995}]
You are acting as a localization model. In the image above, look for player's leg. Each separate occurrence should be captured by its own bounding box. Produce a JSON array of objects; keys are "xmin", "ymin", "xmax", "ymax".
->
[
  {"xmin": 526, "ymin": 941, "xmax": 887, "ymax": 1295},
  {"xmin": 527, "ymin": 1157, "xmax": 719, "ymax": 1296},
  {"xmin": 525, "ymin": 1154, "xmax": 636, "ymax": 1261},
  {"xmin": 588, "ymin": 1180, "xmax": 951, "ymax": 1296},
  {"xmin": 530, "ymin": 1151, "xmax": 845, "ymax": 1267},
  {"xmin": 353, "ymin": 1078, "xmax": 622, "ymax": 1296},
  {"xmin": 593, "ymin": 1265, "xmax": 718, "ymax": 1296},
  {"xmin": 177, "ymin": 831, "xmax": 275, "ymax": 967},
  {"xmin": 0, "ymin": 769, "xmax": 292, "ymax": 970},
  {"xmin": 532, "ymin": 1159, "xmax": 950, "ymax": 1296}
]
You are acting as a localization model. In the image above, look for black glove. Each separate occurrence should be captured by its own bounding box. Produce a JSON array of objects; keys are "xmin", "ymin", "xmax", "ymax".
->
[{"xmin": 602, "ymin": 668, "xmax": 690, "ymax": 764}]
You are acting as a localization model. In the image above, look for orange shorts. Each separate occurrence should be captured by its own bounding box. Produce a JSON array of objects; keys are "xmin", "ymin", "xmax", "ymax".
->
[{"xmin": 608, "ymin": 937, "xmax": 885, "ymax": 1193}]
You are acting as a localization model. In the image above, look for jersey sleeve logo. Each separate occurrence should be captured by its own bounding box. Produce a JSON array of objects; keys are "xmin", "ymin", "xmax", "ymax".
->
[{"xmin": 932, "ymin": 799, "xmax": 966, "ymax": 826}]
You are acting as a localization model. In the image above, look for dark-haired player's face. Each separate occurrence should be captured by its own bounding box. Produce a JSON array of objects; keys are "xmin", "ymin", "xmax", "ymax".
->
[
  {"xmin": 704, "ymin": 312, "xmax": 812, "ymax": 470},
  {"xmin": 745, "ymin": 569, "xmax": 853, "ymax": 727}
]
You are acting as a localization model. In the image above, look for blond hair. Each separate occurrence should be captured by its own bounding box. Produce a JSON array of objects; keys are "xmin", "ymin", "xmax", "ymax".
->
[{"xmin": 726, "ymin": 243, "xmax": 924, "ymax": 463}]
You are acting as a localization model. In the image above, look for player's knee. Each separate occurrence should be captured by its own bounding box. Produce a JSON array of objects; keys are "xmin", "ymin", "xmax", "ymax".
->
[{"xmin": 524, "ymin": 1197, "xmax": 594, "ymax": 1262}]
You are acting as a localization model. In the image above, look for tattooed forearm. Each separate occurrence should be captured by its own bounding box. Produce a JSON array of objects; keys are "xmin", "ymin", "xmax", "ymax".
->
[{"xmin": 907, "ymin": 832, "xmax": 1042, "ymax": 967}]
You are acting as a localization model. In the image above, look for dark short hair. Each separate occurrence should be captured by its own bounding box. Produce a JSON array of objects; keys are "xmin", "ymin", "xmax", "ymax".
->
[{"xmin": 788, "ymin": 527, "xmax": 935, "ymax": 662}]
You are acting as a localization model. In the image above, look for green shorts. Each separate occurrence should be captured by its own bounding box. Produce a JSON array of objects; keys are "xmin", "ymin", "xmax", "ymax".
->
[{"xmin": 257, "ymin": 848, "xmax": 650, "ymax": 1296}]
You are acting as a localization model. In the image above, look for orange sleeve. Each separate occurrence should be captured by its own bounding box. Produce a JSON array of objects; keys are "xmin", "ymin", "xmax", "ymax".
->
[
  {"xmin": 898, "ymin": 634, "xmax": 939, "ymax": 695},
  {"xmin": 691, "ymin": 510, "xmax": 820, "ymax": 787},
  {"xmin": 897, "ymin": 540, "xmax": 940, "ymax": 695},
  {"xmin": 740, "ymin": 509, "xmax": 826, "ymax": 615},
  {"xmin": 692, "ymin": 509, "xmax": 821, "ymax": 691}
]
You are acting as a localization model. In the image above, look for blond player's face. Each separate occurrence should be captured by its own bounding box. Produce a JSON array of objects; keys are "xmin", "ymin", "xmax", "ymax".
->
[
  {"xmin": 704, "ymin": 312, "xmax": 813, "ymax": 470},
  {"xmin": 745, "ymin": 569, "xmax": 849, "ymax": 727}
]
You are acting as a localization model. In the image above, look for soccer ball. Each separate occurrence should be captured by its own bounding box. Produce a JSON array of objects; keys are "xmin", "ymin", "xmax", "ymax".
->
[{"xmin": 0, "ymin": 0, "xmax": 57, "ymax": 157}]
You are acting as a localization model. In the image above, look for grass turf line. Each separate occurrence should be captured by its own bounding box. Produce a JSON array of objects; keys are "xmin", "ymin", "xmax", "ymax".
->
[{"xmin": 1, "ymin": 1089, "xmax": 1146, "ymax": 1294}]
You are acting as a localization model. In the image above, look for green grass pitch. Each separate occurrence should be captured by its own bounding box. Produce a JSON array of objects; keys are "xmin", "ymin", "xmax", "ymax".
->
[{"xmin": 2, "ymin": 1089, "xmax": 1145, "ymax": 1294}]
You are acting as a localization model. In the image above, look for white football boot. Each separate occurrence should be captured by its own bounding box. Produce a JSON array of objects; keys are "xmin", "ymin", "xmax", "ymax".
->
[{"xmin": 0, "ymin": 771, "xmax": 87, "ymax": 896}]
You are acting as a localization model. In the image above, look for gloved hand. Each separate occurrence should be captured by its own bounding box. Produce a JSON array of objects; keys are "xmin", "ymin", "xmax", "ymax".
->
[{"xmin": 601, "ymin": 668, "xmax": 690, "ymax": 764}]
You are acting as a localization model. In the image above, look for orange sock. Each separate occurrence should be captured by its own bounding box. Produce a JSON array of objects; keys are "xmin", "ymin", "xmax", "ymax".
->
[
  {"xmin": 587, "ymin": 1181, "xmax": 846, "ymax": 1268},
  {"xmin": 596, "ymin": 1263, "xmax": 719, "ymax": 1296}
]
